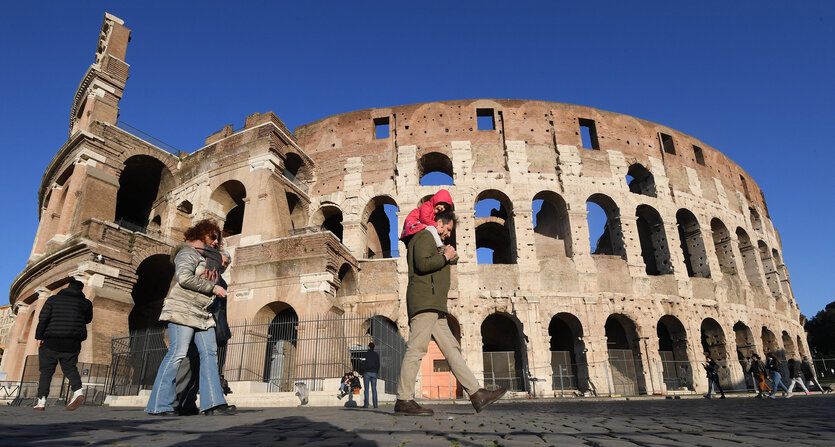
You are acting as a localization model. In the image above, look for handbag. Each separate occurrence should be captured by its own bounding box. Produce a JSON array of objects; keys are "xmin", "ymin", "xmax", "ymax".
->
[{"xmin": 211, "ymin": 298, "xmax": 232, "ymax": 345}]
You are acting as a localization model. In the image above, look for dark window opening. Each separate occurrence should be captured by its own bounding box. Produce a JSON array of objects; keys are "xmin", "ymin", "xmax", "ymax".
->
[
  {"xmin": 659, "ymin": 133, "xmax": 676, "ymax": 155},
  {"xmin": 579, "ymin": 118, "xmax": 599, "ymax": 150},
  {"xmin": 477, "ymin": 108, "xmax": 495, "ymax": 131},
  {"xmin": 739, "ymin": 175, "xmax": 750, "ymax": 199},
  {"xmin": 475, "ymin": 192, "xmax": 516, "ymax": 264},
  {"xmin": 374, "ymin": 117, "xmax": 390, "ymax": 140},
  {"xmin": 676, "ymin": 209, "xmax": 710, "ymax": 278},
  {"xmin": 115, "ymin": 155, "xmax": 166, "ymax": 230},
  {"xmin": 693, "ymin": 145, "xmax": 705, "ymax": 166},
  {"xmin": 626, "ymin": 164, "xmax": 656, "ymax": 197},
  {"xmin": 586, "ymin": 194, "xmax": 626, "ymax": 259},
  {"xmin": 433, "ymin": 359, "xmax": 450, "ymax": 373},
  {"xmin": 636, "ymin": 205, "xmax": 673, "ymax": 276},
  {"xmin": 223, "ymin": 205, "xmax": 244, "ymax": 236}
]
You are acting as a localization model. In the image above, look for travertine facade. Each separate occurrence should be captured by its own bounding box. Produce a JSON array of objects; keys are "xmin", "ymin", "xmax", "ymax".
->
[{"xmin": 1, "ymin": 14, "xmax": 807, "ymax": 397}]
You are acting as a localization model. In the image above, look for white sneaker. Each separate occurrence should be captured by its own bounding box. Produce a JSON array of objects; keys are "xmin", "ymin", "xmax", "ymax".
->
[
  {"xmin": 785, "ymin": 393, "xmax": 793, "ymax": 398},
  {"xmin": 33, "ymin": 397, "xmax": 46, "ymax": 411},
  {"xmin": 769, "ymin": 394, "xmax": 776, "ymax": 399},
  {"xmin": 66, "ymin": 389, "xmax": 84, "ymax": 411}
]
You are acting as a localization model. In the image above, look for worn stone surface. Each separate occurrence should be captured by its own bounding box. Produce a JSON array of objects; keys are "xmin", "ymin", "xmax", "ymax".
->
[{"xmin": 1, "ymin": 396, "xmax": 834, "ymax": 446}]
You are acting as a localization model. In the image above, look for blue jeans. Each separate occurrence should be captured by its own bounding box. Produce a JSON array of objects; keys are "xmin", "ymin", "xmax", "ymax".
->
[
  {"xmin": 145, "ymin": 323, "xmax": 226, "ymax": 413},
  {"xmin": 707, "ymin": 374, "xmax": 724, "ymax": 396},
  {"xmin": 363, "ymin": 372, "xmax": 378, "ymax": 408},
  {"xmin": 769, "ymin": 371, "xmax": 789, "ymax": 395}
]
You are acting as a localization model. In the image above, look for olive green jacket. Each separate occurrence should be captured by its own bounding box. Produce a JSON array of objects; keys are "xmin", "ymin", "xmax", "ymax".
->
[
  {"xmin": 158, "ymin": 245, "xmax": 217, "ymax": 330},
  {"xmin": 406, "ymin": 230, "xmax": 452, "ymax": 319}
]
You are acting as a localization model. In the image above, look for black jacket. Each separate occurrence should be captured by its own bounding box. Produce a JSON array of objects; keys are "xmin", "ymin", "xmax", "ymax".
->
[
  {"xmin": 35, "ymin": 287, "xmax": 93, "ymax": 342},
  {"xmin": 766, "ymin": 356, "xmax": 780, "ymax": 372},
  {"xmin": 362, "ymin": 349, "xmax": 380, "ymax": 374}
]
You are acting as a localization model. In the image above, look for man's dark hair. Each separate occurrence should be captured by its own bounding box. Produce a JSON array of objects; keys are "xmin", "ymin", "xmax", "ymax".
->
[
  {"xmin": 434, "ymin": 210, "xmax": 457, "ymax": 227},
  {"xmin": 368, "ymin": 342, "xmax": 375, "ymax": 350},
  {"xmin": 66, "ymin": 279, "xmax": 84, "ymax": 290}
]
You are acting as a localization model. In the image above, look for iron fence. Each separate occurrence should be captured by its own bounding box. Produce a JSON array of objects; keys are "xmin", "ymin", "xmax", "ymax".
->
[
  {"xmin": 482, "ymin": 351, "xmax": 525, "ymax": 392},
  {"xmin": 109, "ymin": 313, "xmax": 406, "ymax": 396}
]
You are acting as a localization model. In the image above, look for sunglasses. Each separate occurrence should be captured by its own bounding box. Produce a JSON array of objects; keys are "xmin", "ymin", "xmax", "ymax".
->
[{"xmin": 210, "ymin": 233, "xmax": 219, "ymax": 241}]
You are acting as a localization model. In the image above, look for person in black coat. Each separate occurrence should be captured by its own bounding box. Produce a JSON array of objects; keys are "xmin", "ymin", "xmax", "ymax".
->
[
  {"xmin": 702, "ymin": 355, "xmax": 726, "ymax": 399},
  {"xmin": 34, "ymin": 279, "xmax": 93, "ymax": 411},
  {"xmin": 360, "ymin": 342, "xmax": 381, "ymax": 408}
]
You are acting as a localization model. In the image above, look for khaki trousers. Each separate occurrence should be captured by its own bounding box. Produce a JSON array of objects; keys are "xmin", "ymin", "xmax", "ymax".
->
[{"xmin": 396, "ymin": 312, "xmax": 480, "ymax": 400}]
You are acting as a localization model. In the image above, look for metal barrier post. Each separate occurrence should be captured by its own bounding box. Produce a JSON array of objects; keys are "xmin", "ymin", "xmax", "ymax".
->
[
  {"xmin": 559, "ymin": 365, "xmax": 565, "ymax": 398},
  {"xmin": 604, "ymin": 361, "xmax": 612, "ymax": 396}
]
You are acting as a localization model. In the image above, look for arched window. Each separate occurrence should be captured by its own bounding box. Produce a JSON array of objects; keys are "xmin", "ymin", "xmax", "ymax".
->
[
  {"xmin": 626, "ymin": 163, "xmax": 656, "ymax": 197},
  {"xmin": 700, "ymin": 318, "xmax": 731, "ymax": 388},
  {"xmin": 286, "ymin": 192, "xmax": 307, "ymax": 230},
  {"xmin": 586, "ymin": 194, "xmax": 625, "ymax": 259},
  {"xmin": 532, "ymin": 191, "xmax": 572, "ymax": 258},
  {"xmin": 115, "ymin": 155, "xmax": 172, "ymax": 231},
  {"xmin": 336, "ymin": 263, "xmax": 357, "ymax": 298},
  {"xmin": 676, "ymin": 209, "xmax": 710, "ymax": 278},
  {"xmin": 475, "ymin": 190, "xmax": 516, "ymax": 264},
  {"xmin": 210, "ymin": 180, "xmax": 247, "ymax": 237},
  {"xmin": 735, "ymin": 228, "xmax": 762, "ymax": 287},
  {"xmin": 129, "ymin": 254, "xmax": 175, "ymax": 332},
  {"xmin": 758, "ymin": 241, "xmax": 782, "ymax": 300},
  {"xmin": 710, "ymin": 218, "xmax": 736, "ymax": 275},
  {"xmin": 419, "ymin": 152, "xmax": 454, "ymax": 185},
  {"xmin": 749, "ymin": 208, "xmax": 763, "ymax": 233},
  {"xmin": 636, "ymin": 205, "xmax": 672, "ymax": 275},
  {"xmin": 362, "ymin": 196, "xmax": 399, "ymax": 259},
  {"xmin": 283, "ymin": 152, "xmax": 311, "ymax": 185},
  {"xmin": 549, "ymin": 313, "xmax": 587, "ymax": 392},
  {"xmin": 312, "ymin": 204, "xmax": 343, "ymax": 242}
]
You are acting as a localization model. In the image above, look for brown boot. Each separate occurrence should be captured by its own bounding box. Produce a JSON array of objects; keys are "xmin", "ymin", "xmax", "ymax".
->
[
  {"xmin": 470, "ymin": 388, "xmax": 506, "ymax": 413},
  {"xmin": 394, "ymin": 399, "xmax": 434, "ymax": 416}
]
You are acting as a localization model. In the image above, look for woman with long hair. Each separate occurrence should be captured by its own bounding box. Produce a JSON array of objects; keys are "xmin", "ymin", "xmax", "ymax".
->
[{"xmin": 145, "ymin": 219, "xmax": 236, "ymax": 416}]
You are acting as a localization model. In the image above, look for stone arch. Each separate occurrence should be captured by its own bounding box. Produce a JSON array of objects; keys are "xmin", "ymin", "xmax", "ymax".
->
[
  {"xmin": 711, "ymin": 218, "xmax": 737, "ymax": 275},
  {"xmin": 115, "ymin": 154, "xmax": 173, "ymax": 230},
  {"xmin": 736, "ymin": 228, "xmax": 762, "ymax": 287},
  {"xmin": 626, "ymin": 163, "xmax": 656, "ymax": 197},
  {"xmin": 700, "ymin": 318, "xmax": 732, "ymax": 387},
  {"xmin": 676, "ymin": 209, "xmax": 710, "ymax": 278},
  {"xmin": 481, "ymin": 312, "xmax": 527, "ymax": 392},
  {"xmin": 605, "ymin": 313, "xmax": 647, "ymax": 395},
  {"xmin": 657, "ymin": 315, "xmax": 694, "ymax": 391},
  {"xmin": 475, "ymin": 190, "xmax": 517, "ymax": 264},
  {"xmin": 548, "ymin": 312, "xmax": 588, "ymax": 392},
  {"xmin": 418, "ymin": 151, "xmax": 454, "ymax": 185},
  {"xmin": 286, "ymin": 191, "xmax": 308, "ymax": 231},
  {"xmin": 733, "ymin": 321, "xmax": 757, "ymax": 389},
  {"xmin": 749, "ymin": 208, "xmax": 763, "ymax": 233},
  {"xmin": 635, "ymin": 204, "xmax": 673, "ymax": 275},
  {"xmin": 210, "ymin": 180, "xmax": 247, "ymax": 237},
  {"xmin": 586, "ymin": 193, "xmax": 626, "ymax": 258},
  {"xmin": 129, "ymin": 254, "xmax": 174, "ymax": 332},
  {"xmin": 771, "ymin": 249, "xmax": 793, "ymax": 301},
  {"xmin": 364, "ymin": 315, "xmax": 407, "ymax": 395},
  {"xmin": 361, "ymin": 195, "xmax": 399, "ymax": 259},
  {"xmin": 336, "ymin": 263, "xmax": 357, "ymax": 298},
  {"xmin": 782, "ymin": 331, "xmax": 798, "ymax": 358},
  {"xmin": 311, "ymin": 203, "xmax": 344, "ymax": 242},
  {"xmin": 761, "ymin": 326, "xmax": 780, "ymax": 356},
  {"xmin": 256, "ymin": 302, "xmax": 299, "ymax": 391},
  {"xmin": 796, "ymin": 335, "xmax": 806, "ymax": 357},
  {"xmin": 283, "ymin": 151, "xmax": 312, "ymax": 183},
  {"xmin": 758, "ymin": 240, "xmax": 782, "ymax": 301},
  {"xmin": 532, "ymin": 191, "xmax": 573, "ymax": 258}
]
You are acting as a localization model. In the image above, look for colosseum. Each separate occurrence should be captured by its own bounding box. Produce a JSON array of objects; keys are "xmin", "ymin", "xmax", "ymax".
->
[{"xmin": 1, "ymin": 14, "xmax": 807, "ymax": 402}]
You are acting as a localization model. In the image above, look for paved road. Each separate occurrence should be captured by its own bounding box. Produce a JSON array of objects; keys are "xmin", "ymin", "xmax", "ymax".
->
[{"xmin": 1, "ymin": 395, "xmax": 834, "ymax": 446}]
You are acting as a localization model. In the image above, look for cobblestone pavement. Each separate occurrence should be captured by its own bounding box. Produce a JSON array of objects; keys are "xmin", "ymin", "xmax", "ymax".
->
[{"xmin": 1, "ymin": 395, "xmax": 834, "ymax": 446}]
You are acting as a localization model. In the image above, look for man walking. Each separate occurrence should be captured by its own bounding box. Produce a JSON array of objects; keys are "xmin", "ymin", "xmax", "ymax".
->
[
  {"xmin": 34, "ymin": 279, "xmax": 93, "ymax": 411},
  {"xmin": 748, "ymin": 353, "xmax": 770, "ymax": 398},
  {"xmin": 395, "ymin": 211, "xmax": 505, "ymax": 416},
  {"xmin": 702, "ymin": 355, "xmax": 726, "ymax": 399},
  {"xmin": 361, "ymin": 342, "xmax": 380, "ymax": 409}
]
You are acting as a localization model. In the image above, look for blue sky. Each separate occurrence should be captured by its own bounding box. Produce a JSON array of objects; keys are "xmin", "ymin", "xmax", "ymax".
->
[{"xmin": 1, "ymin": 2, "xmax": 833, "ymax": 318}]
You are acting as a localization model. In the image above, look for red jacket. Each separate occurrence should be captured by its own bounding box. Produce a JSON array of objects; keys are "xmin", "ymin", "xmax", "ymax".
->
[{"xmin": 400, "ymin": 189, "xmax": 454, "ymax": 240}]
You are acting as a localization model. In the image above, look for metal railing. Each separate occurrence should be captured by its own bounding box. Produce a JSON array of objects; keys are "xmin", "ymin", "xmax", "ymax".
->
[
  {"xmin": 115, "ymin": 121, "xmax": 181, "ymax": 156},
  {"xmin": 12, "ymin": 355, "xmax": 109, "ymax": 406},
  {"xmin": 109, "ymin": 314, "xmax": 406, "ymax": 396}
]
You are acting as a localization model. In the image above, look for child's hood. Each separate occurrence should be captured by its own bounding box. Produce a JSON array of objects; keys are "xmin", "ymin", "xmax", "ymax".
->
[{"xmin": 430, "ymin": 189, "xmax": 454, "ymax": 209}]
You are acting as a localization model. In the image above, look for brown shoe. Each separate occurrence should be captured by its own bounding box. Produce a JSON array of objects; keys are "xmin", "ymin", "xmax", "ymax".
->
[
  {"xmin": 394, "ymin": 399, "xmax": 434, "ymax": 416},
  {"xmin": 470, "ymin": 388, "xmax": 506, "ymax": 413}
]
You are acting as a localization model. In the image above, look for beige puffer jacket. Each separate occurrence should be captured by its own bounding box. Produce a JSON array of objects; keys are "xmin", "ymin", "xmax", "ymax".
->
[{"xmin": 158, "ymin": 245, "xmax": 217, "ymax": 330}]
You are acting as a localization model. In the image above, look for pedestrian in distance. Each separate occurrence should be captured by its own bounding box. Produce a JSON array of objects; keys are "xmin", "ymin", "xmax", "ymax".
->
[
  {"xmin": 395, "ymin": 210, "xmax": 506, "ymax": 416},
  {"xmin": 801, "ymin": 356, "xmax": 825, "ymax": 393},
  {"xmin": 766, "ymin": 352, "xmax": 790, "ymax": 399},
  {"xmin": 145, "ymin": 219, "xmax": 236, "ymax": 416},
  {"xmin": 33, "ymin": 279, "xmax": 93, "ymax": 411},
  {"xmin": 702, "ymin": 355, "xmax": 726, "ymax": 399},
  {"xmin": 360, "ymin": 342, "xmax": 380, "ymax": 409},
  {"xmin": 748, "ymin": 353, "xmax": 770, "ymax": 398},
  {"xmin": 786, "ymin": 358, "xmax": 811, "ymax": 396}
]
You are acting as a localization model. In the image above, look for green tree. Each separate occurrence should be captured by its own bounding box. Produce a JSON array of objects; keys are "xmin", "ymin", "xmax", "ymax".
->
[{"xmin": 806, "ymin": 301, "xmax": 835, "ymax": 356}]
